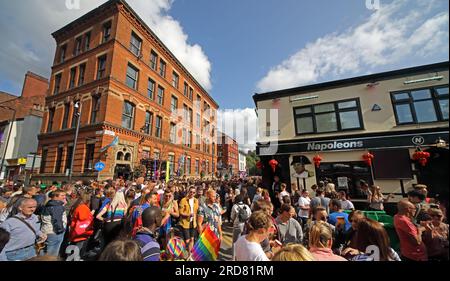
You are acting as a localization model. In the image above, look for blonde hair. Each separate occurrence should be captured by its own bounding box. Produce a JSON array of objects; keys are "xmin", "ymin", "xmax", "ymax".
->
[
  {"xmin": 428, "ymin": 207, "xmax": 443, "ymax": 217},
  {"xmin": 111, "ymin": 191, "xmax": 127, "ymax": 209},
  {"xmin": 272, "ymin": 244, "xmax": 315, "ymax": 261},
  {"xmin": 309, "ymin": 221, "xmax": 333, "ymax": 249}
]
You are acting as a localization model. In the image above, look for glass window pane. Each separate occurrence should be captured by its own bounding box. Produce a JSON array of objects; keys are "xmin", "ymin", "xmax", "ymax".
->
[
  {"xmin": 339, "ymin": 111, "xmax": 361, "ymax": 129},
  {"xmin": 314, "ymin": 103, "xmax": 334, "ymax": 113},
  {"xmin": 395, "ymin": 104, "xmax": 413, "ymax": 123},
  {"xmin": 436, "ymin": 87, "xmax": 449, "ymax": 96},
  {"xmin": 296, "ymin": 117, "xmax": 313, "ymax": 134},
  {"xmin": 393, "ymin": 93, "xmax": 410, "ymax": 101},
  {"xmin": 295, "ymin": 107, "xmax": 311, "ymax": 115},
  {"xmin": 316, "ymin": 113, "xmax": 337, "ymax": 132},
  {"xmin": 127, "ymin": 66, "xmax": 137, "ymax": 78},
  {"xmin": 411, "ymin": 89, "xmax": 431, "ymax": 100},
  {"xmin": 338, "ymin": 100, "xmax": 357, "ymax": 109},
  {"xmin": 414, "ymin": 100, "xmax": 437, "ymax": 123},
  {"xmin": 439, "ymin": 99, "xmax": 449, "ymax": 120}
]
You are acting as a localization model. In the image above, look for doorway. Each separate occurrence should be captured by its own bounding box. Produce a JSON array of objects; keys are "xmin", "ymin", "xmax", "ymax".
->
[{"xmin": 114, "ymin": 164, "xmax": 131, "ymax": 180}]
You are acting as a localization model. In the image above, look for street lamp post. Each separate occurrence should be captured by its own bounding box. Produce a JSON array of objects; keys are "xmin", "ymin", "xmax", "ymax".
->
[
  {"xmin": 0, "ymin": 106, "xmax": 16, "ymax": 181},
  {"xmin": 68, "ymin": 101, "xmax": 82, "ymax": 183}
]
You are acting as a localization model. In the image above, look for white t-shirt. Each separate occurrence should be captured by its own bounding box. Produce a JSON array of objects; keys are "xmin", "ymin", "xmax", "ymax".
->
[
  {"xmin": 298, "ymin": 196, "xmax": 311, "ymax": 218},
  {"xmin": 233, "ymin": 235, "xmax": 269, "ymax": 261},
  {"xmin": 189, "ymin": 197, "xmax": 195, "ymax": 222},
  {"xmin": 341, "ymin": 199, "xmax": 355, "ymax": 210},
  {"xmin": 279, "ymin": 191, "xmax": 290, "ymax": 202}
]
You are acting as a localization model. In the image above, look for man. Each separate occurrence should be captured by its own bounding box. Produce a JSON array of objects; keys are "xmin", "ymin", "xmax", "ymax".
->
[
  {"xmin": 134, "ymin": 206, "xmax": 162, "ymax": 261},
  {"xmin": 198, "ymin": 189, "xmax": 223, "ymax": 241},
  {"xmin": 0, "ymin": 198, "xmax": 47, "ymax": 261},
  {"xmin": 178, "ymin": 186, "xmax": 199, "ymax": 251},
  {"xmin": 278, "ymin": 183, "xmax": 290, "ymax": 206},
  {"xmin": 297, "ymin": 190, "xmax": 311, "ymax": 227},
  {"xmin": 196, "ymin": 186, "xmax": 206, "ymax": 205},
  {"xmin": 394, "ymin": 199, "xmax": 427, "ymax": 261},
  {"xmin": 328, "ymin": 199, "xmax": 351, "ymax": 231},
  {"xmin": 8, "ymin": 185, "xmax": 39, "ymax": 218},
  {"xmin": 41, "ymin": 190, "xmax": 67, "ymax": 256},
  {"xmin": 271, "ymin": 176, "xmax": 281, "ymax": 208},
  {"xmin": 407, "ymin": 190, "xmax": 428, "ymax": 225},
  {"xmin": 338, "ymin": 190, "xmax": 355, "ymax": 210},
  {"xmin": 310, "ymin": 188, "xmax": 331, "ymax": 215},
  {"xmin": 275, "ymin": 204, "xmax": 303, "ymax": 245},
  {"xmin": 131, "ymin": 191, "xmax": 158, "ymax": 228}
]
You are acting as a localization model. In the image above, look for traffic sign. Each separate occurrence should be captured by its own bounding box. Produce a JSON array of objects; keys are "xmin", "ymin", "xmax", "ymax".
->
[{"xmin": 94, "ymin": 162, "xmax": 105, "ymax": 172}]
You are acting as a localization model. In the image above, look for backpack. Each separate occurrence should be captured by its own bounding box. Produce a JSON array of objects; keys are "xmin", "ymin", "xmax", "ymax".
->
[
  {"xmin": 131, "ymin": 205, "xmax": 145, "ymax": 238},
  {"xmin": 237, "ymin": 204, "xmax": 249, "ymax": 223}
]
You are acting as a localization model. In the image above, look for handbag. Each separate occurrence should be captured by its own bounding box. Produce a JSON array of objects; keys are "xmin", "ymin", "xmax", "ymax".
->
[
  {"xmin": 73, "ymin": 218, "xmax": 93, "ymax": 237},
  {"xmin": 11, "ymin": 216, "xmax": 46, "ymax": 255}
]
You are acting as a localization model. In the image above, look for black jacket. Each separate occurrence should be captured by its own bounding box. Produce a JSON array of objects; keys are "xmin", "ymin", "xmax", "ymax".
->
[{"xmin": 42, "ymin": 200, "xmax": 66, "ymax": 234}]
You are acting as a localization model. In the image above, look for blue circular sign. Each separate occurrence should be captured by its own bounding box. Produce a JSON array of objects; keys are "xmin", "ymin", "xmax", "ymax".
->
[{"xmin": 94, "ymin": 162, "xmax": 105, "ymax": 172}]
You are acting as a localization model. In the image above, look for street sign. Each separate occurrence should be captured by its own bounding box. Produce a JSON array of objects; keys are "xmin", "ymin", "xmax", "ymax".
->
[{"xmin": 94, "ymin": 162, "xmax": 105, "ymax": 172}]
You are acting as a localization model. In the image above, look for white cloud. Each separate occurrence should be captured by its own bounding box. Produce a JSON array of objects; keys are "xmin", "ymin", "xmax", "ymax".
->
[
  {"xmin": 257, "ymin": 0, "xmax": 449, "ymax": 92},
  {"xmin": 217, "ymin": 108, "xmax": 258, "ymax": 152},
  {"xmin": 0, "ymin": 0, "xmax": 212, "ymax": 93}
]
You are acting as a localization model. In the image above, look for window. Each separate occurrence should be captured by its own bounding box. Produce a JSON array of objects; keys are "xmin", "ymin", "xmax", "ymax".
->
[
  {"xmin": 182, "ymin": 128, "xmax": 187, "ymax": 146},
  {"xmin": 97, "ymin": 55, "xmax": 107, "ymax": 79},
  {"xmin": 184, "ymin": 82, "xmax": 189, "ymax": 97},
  {"xmin": 183, "ymin": 104, "xmax": 189, "ymax": 122},
  {"xmin": 59, "ymin": 45, "xmax": 67, "ymax": 63},
  {"xmin": 54, "ymin": 146, "xmax": 64, "ymax": 174},
  {"xmin": 78, "ymin": 64, "xmax": 86, "ymax": 86},
  {"xmin": 195, "ymin": 159, "xmax": 200, "ymax": 175},
  {"xmin": 126, "ymin": 64, "xmax": 139, "ymax": 89},
  {"xmin": 47, "ymin": 108, "xmax": 55, "ymax": 133},
  {"xmin": 188, "ymin": 131, "xmax": 192, "ymax": 148},
  {"xmin": 74, "ymin": 37, "xmax": 82, "ymax": 56},
  {"xmin": 65, "ymin": 145, "xmax": 73, "ymax": 174},
  {"xmin": 84, "ymin": 143, "xmax": 95, "ymax": 172},
  {"xmin": 171, "ymin": 96, "xmax": 178, "ymax": 112},
  {"xmin": 150, "ymin": 51, "xmax": 158, "ymax": 70},
  {"xmin": 212, "ymin": 143, "xmax": 215, "ymax": 156},
  {"xmin": 69, "ymin": 67, "xmax": 76, "ymax": 89},
  {"xmin": 91, "ymin": 96, "xmax": 100, "ymax": 124},
  {"xmin": 122, "ymin": 101, "xmax": 135, "ymax": 130},
  {"xmin": 84, "ymin": 32, "xmax": 91, "ymax": 51},
  {"xmin": 172, "ymin": 72, "xmax": 179, "ymax": 89},
  {"xmin": 155, "ymin": 116, "xmax": 162, "ymax": 138},
  {"xmin": 196, "ymin": 113, "xmax": 201, "ymax": 128},
  {"xmin": 62, "ymin": 103, "xmax": 70, "ymax": 129},
  {"xmin": 144, "ymin": 111, "xmax": 153, "ymax": 135},
  {"xmin": 40, "ymin": 148, "xmax": 48, "ymax": 174},
  {"xmin": 153, "ymin": 150, "xmax": 160, "ymax": 160},
  {"xmin": 186, "ymin": 158, "xmax": 191, "ymax": 175},
  {"xmin": 196, "ymin": 94, "xmax": 201, "ymax": 109},
  {"xmin": 102, "ymin": 21, "xmax": 112, "ymax": 43},
  {"xmin": 196, "ymin": 134, "xmax": 201, "ymax": 150},
  {"xmin": 71, "ymin": 104, "xmax": 79, "ymax": 128},
  {"xmin": 130, "ymin": 32, "xmax": 142, "ymax": 56},
  {"xmin": 391, "ymin": 86, "xmax": 449, "ymax": 124},
  {"xmin": 157, "ymin": 86, "xmax": 164, "ymax": 105},
  {"xmin": 189, "ymin": 108, "xmax": 193, "ymax": 125},
  {"xmin": 53, "ymin": 74, "xmax": 62, "ymax": 95},
  {"xmin": 159, "ymin": 59, "xmax": 166, "ymax": 77},
  {"xmin": 170, "ymin": 123, "xmax": 176, "ymax": 143},
  {"xmin": 189, "ymin": 87, "xmax": 193, "ymax": 101},
  {"xmin": 147, "ymin": 78, "xmax": 155, "ymax": 100},
  {"xmin": 294, "ymin": 99, "xmax": 363, "ymax": 135},
  {"xmin": 168, "ymin": 155, "xmax": 175, "ymax": 176}
]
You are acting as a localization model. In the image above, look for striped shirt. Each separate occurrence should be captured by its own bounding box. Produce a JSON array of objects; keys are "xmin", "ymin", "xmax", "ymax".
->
[{"xmin": 134, "ymin": 231, "xmax": 160, "ymax": 261}]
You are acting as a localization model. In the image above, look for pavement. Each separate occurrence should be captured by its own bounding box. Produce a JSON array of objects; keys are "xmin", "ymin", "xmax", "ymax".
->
[{"xmin": 218, "ymin": 221, "xmax": 234, "ymax": 261}]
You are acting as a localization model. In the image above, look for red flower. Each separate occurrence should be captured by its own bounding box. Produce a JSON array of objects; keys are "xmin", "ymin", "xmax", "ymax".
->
[{"xmin": 313, "ymin": 155, "xmax": 322, "ymax": 168}]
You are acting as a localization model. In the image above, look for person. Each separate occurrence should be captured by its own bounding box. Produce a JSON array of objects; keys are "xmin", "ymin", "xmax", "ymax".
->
[
  {"xmin": 278, "ymin": 183, "xmax": 290, "ymax": 206},
  {"xmin": 310, "ymin": 188, "xmax": 330, "ymax": 215},
  {"xmin": 252, "ymin": 188, "xmax": 263, "ymax": 207},
  {"xmin": 160, "ymin": 189, "xmax": 179, "ymax": 242},
  {"xmin": 250, "ymin": 199, "xmax": 279, "ymax": 259},
  {"xmin": 198, "ymin": 189, "xmax": 223, "ymax": 241},
  {"xmin": 342, "ymin": 218, "xmax": 401, "ymax": 261},
  {"xmin": 328, "ymin": 199, "xmax": 351, "ymax": 231},
  {"xmin": 224, "ymin": 187, "xmax": 235, "ymax": 223},
  {"xmin": 96, "ymin": 190, "xmax": 127, "ymax": 246},
  {"xmin": 0, "ymin": 198, "xmax": 47, "ymax": 261},
  {"xmin": 68, "ymin": 192, "xmax": 94, "ymax": 260},
  {"xmin": 368, "ymin": 185, "xmax": 394, "ymax": 211},
  {"xmin": 343, "ymin": 210, "xmax": 365, "ymax": 248},
  {"xmin": 262, "ymin": 189, "xmax": 271, "ymax": 202},
  {"xmin": 394, "ymin": 199, "xmax": 427, "ymax": 261},
  {"xmin": 407, "ymin": 190, "xmax": 428, "ymax": 225},
  {"xmin": 40, "ymin": 190, "xmax": 67, "ymax": 257},
  {"xmin": 308, "ymin": 221, "xmax": 347, "ymax": 261},
  {"xmin": 271, "ymin": 243, "xmax": 315, "ymax": 261},
  {"xmin": 338, "ymin": 190, "xmax": 355, "ymax": 210},
  {"xmin": 276, "ymin": 204, "xmax": 303, "ymax": 245},
  {"xmin": 414, "ymin": 184, "xmax": 431, "ymax": 203},
  {"xmin": 233, "ymin": 210, "xmax": 273, "ymax": 261},
  {"xmin": 297, "ymin": 190, "xmax": 311, "ymax": 228},
  {"xmin": 178, "ymin": 186, "xmax": 199, "ymax": 252},
  {"xmin": 324, "ymin": 183, "xmax": 336, "ymax": 199},
  {"xmin": 6, "ymin": 185, "xmax": 39, "ymax": 218},
  {"xmin": 0, "ymin": 196, "xmax": 8, "ymax": 224},
  {"xmin": 98, "ymin": 239, "xmax": 143, "ymax": 261},
  {"xmin": 196, "ymin": 186, "xmax": 206, "ymax": 205},
  {"xmin": 230, "ymin": 194, "xmax": 252, "ymax": 245},
  {"xmin": 271, "ymin": 176, "xmax": 281, "ymax": 210},
  {"xmin": 0, "ymin": 227, "xmax": 11, "ymax": 261},
  {"xmin": 303, "ymin": 207, "xmax": 335, "ymax": 247},
  {"xmin": 134, "ymin": 206, "xmax": 162, "ymax": 261},
  {"xmin": 422, "ymin": 208, "xmax": 449, "ymax": 261}
]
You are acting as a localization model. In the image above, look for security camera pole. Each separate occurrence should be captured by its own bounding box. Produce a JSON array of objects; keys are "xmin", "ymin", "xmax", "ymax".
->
[{"xmin": 68, "ymin": 101, "xmax": 82, "ymax": 183}]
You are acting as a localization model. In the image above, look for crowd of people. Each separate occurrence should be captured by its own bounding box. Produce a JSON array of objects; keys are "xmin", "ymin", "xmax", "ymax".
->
[{"xmin": 0, "ymin": 177, "xmax": 448, "ymax": 262}]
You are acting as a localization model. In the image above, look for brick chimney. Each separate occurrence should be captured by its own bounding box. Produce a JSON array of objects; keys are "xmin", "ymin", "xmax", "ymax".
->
[{"xmin": 20, "ymin": 71, "xmax": 49, "ymax": 98}]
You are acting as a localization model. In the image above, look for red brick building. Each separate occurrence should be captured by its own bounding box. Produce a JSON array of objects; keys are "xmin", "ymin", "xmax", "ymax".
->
[
  {"xmin": 36, "ymin": 0, "xmax": 218, "ymax": 182},
  {"xmin": 217, "ymin": 132, "xmax": 239, "ymax": 176}
]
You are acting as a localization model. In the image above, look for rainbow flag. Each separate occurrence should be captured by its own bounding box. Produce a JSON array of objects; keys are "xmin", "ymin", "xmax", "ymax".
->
[{"xmin": 191, "ymin": 226, "xmax": 220, "ymax": 261}]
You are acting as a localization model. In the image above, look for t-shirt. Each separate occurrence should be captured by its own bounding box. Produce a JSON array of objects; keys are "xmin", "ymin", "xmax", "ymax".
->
[
  {"xmin": 233, "ymin": 235, "xmax": 269, "ymax": 261},
  {"xmin": 278, "ymin": 191, "xmax": 290, "ymax": 203},
  {"xmin": 328, "ymin": 212, "xmax": 351, "ymax": 231},
  {"xmin": 298, "ymin": 197, "xmax": 311, "ymax": 218},
  {"xmin": 275, "ymin": 217, "xmax": 303, "ymax": 244},
  {"xmin": 340, "ymin": 199, "xmax": 354, "ymax": 210},
  {"xmin": 394, "ymin": 214, "xmax": 427, "ymax": 261},
  {"xmin": 189, "ymin": 198, "xmax": 195, "ymax": 222}
]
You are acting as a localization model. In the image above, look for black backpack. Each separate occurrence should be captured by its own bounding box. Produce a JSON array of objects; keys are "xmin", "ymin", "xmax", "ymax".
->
[{"xmin": 237, "ymin": 204, "xmax": 249, "ymax": 223}]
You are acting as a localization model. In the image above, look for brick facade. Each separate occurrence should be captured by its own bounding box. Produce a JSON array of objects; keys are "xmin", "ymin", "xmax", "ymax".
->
[{"xmin": 217, "ymin": 132, "xmax": 239, "ymax": 176}]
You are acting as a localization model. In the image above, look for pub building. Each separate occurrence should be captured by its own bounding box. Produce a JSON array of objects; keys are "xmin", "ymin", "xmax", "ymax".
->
[{"xmin": 254, "ymin": 62, "xmax": 449, "ymax": 212}]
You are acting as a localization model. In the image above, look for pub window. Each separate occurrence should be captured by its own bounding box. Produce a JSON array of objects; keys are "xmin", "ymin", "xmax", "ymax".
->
[
  {"xmin": 126, "ymin": 63, "xmax": 139, "ymax": 90},
  {"xmin": 145, "ymin": 111, "xmax": 153, "ymax": 135},
  {"xmin": 122, "ymin": 101, "xmax": 135, "ymax": 130},
  {"xmin": 62, "ymin": 103, "xmax": 70, "ymax": 129},
  {"xmin": 157, "ymin": 86, "xmax": 164, "ymax": 105},
  {"xmin": 69, "ymin": 67, "xmax": 76, "ymax": 89},
  {"xmin": 84, "ymin": 143, "xmax": 95, "ymax": 172},
  {"xmin": 78, "ymin": 64, "xmax": 86, "ymax": 86},
  {"xmin": 102, "ymin": 21, "xmax": 112, "ymax": 43},
  {"xmin": 53, "ymin": 73, "xmax": 62, "ymax": 95},
  {"xmin": 150, "ymin": 50, "xmax": 158, "ymax": 70},
  {"xmin": 54, "ymin": 146, "xmax": 64, "ymax": 174},
  {"xmin": 392, "ymin": 85, "xmax": 449, "ymax": 125},
  {"xmin": 130, "ymin": 32, "xmax": 142, "ymax": 56},
  {"xmin": 47, "ymin": 107, "xmax": 55, "ymax": 133},
  {"xmin": 294, "ymin": 98, "xmax": 363, "ymax": 135},
  {"xmin": 124, "ymin": 153, "xmax": 131, "ymax": 161},
  {"xmin": 117, "ymin": 152, "xmax": 124, "ymax": 161},
  {"xmin": 155, "ymin": 116, "xmax": 162, "ymax": 138},
  {"xmin": 148, "ymin": 78, "xmax": 155, "ymax": 100},
  {"xmin": 97, "ymin": 55, "xmax": 107, "ymax": 79},
  {"xmin": 91, "ymin": 96, "xmax": 100, "ymax": 124}
]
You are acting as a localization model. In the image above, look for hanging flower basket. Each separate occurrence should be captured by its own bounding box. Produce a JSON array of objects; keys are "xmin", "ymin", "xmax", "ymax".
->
[
  {"xmin": 362, "ymin": 152, "xmax": 374, "ymax": 166},
  {"xmin": 412, "ymin": 149, "xmax": 430, "ymax": 167},
  {"xmin": 313, "ymin": 155, "xmax": 322, "ymax": 168},
  {"xmin": 269, "ymin": 159, "xmax": 278, "ymax": 173}
]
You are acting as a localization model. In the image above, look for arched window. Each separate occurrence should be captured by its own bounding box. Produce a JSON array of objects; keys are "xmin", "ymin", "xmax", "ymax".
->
[
  {"xmin": 117, "ymin": 152, "xmax": 124, "ymax": 160},
  {"xmin": 124, "ymin": 153, "xmax": 132, "ymax": 161}
]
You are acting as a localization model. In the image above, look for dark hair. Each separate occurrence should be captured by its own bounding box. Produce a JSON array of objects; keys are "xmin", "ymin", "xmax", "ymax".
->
[
  {"xmin": 49, "ymin": 190, "xmax": 65, "ymax": 199},
  {"xmin": 280, "ymin": 203, "xmax": 291, "ymax": 213},
  {"xmin": 247, "ymin": 210, "xmax": 272, "ymax": 232},
  {"xmin": 354, "ymin": 218, "xmax": 394, "ymax": 261},
  {"xmin": 98, "ymin": 240, "xmax": 143, "ymax": 261},
  {"xmin": 407, "ymin": 190, "xmax": 426, "ymax": 201},
  {"xmin": 234, "ymin": 194, "xmax": 244, "ymax": 204},
  {"xmin": 282, "ymin": 195, "xmax": 291, "ymax": 205},
  {"xmin": 145, "ymin": 191, "xmax": 157, "ymax": 202},
  {"xmin": 330, "ymin": 199, "xmax": 342, "ymax": 210},
  {"xmin": 315, "ymin": 188, "xmax": 324, "ymax": 196},
  {"xmin": 0, "ymin": 227, "xmax": 10, "ymax": 253}
]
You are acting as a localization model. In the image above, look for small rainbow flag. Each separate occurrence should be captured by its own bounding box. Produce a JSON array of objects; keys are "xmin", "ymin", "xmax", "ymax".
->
[{"xmin": 191, "ymin": 226, "xmax": 220, "ymax": 261}]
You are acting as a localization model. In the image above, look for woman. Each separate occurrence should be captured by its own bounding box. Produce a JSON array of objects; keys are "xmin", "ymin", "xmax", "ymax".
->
[
  {"xmin": 69, "ymin": 192, "xmax": 94, "ymax": 259},
  {"xmin": 224, "ymin": 188, "xmax": 235, "ymax": 223},
  {"xmin": 368, "ymin": 185, "xmax": 394, "ymax": 211},
  {"xmin": 125, "ymin": 188, "xmax": 136, "ymax": 207},
  {"xmin": 160, "ymin": 189, "xmax": 180, "ymax": 242},
  {"xmin": 342, "ymin": 218, "xmax": 401, "ymax": 261},
  {"xmin": 96, "ymin": 190, "xmax": 128, "ymax": 246},
  {"xmin": 98, "ymin": 239, "xmax": 143, "ymax": 261},
  {"xmin": 422, "ymin": 208, "xmax": 449, "ymax": 261},
  {"xmin": 233, "ymin": 210, "xmax": 273, "ymax": 261},
  {"xmin": 262, "ymin": 189, "xmax": 271, "ymax": 203},
  {"xmin": 308, "ymin": 221, "xmax": 347, "ymax": 261},
  {"xmin": 272, "ymin": 243, "xmax": 315, "ymax": 261}
]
